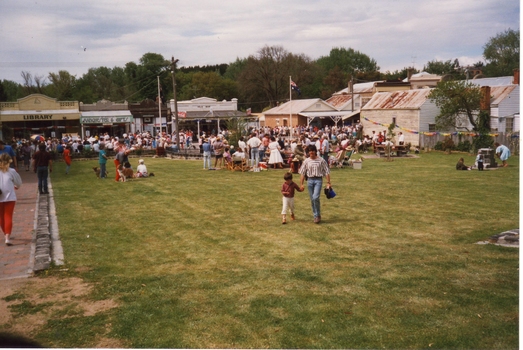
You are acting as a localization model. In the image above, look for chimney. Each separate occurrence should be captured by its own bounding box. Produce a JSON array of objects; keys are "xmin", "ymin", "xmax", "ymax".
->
[
  {"xmin": 407, "ymin": 68, "xmax": 413, "ymax": 81},
  {"xmin": 513, "ymin": 69, "xmax": 519, "ymax": 85},
  {"xmin": 480, "ymin": 86, "xmax": 491, "ymax": 111}
]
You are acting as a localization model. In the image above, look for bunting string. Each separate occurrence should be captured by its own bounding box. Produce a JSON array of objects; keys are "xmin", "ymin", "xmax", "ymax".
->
[{"xmin": 362, "ymin": 116, "xmax": 499, "ymax": 137}]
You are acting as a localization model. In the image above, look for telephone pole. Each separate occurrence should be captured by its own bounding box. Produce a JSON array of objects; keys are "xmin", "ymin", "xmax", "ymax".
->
[{"xmin": 170, "ymin": 57, "xmax": 180, "ymax": 151}]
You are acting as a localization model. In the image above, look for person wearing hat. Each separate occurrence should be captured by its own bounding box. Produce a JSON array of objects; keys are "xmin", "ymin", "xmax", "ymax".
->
[
  {"xmin": 0, "ymin": 139, "xmax": 17, "ymax": 170},
  {"xmin": 212, "ymin": 136, "xmax": 225, "ymax": 169},
  {"xmin": 299, "ymin": 144, "xmax": 331, "ymax": 224}
]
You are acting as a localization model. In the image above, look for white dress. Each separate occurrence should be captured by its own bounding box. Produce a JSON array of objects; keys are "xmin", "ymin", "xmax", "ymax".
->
[{"xmin": 268, "ymin": 141, "xmax": 283, "ymax": 164}]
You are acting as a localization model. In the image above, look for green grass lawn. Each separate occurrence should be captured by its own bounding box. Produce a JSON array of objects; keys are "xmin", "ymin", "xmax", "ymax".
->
[{"xmin": 11, "ymin": 152, "xmax": 522, "ymax": 348}]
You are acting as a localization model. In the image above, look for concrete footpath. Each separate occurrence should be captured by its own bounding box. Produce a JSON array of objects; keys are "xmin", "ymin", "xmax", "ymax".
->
[{"xmin": 0, "ymin": 169, "xmax": 56, "ymax": 281}]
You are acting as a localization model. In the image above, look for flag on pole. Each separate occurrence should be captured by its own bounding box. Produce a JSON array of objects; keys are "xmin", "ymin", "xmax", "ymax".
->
[{"xmin": 290, "ymin": 80, "xmax": 301, "ymax": 95}]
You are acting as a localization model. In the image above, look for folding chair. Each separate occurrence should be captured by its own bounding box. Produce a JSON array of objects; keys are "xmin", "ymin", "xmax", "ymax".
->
[
  {"xmin": 332, "ymin": 149, "xmax": 347, "ymax": 168},
  {"xmin": 232, "ymin": 155, "xmax": 248, "ymax": 172},
  {"xmin": 344, "ymin": 150, "xmax": 354, "ymax": 167},
  {"xmin": 225, "ymin": 157, "xmax": 235, "ymax": 171}
]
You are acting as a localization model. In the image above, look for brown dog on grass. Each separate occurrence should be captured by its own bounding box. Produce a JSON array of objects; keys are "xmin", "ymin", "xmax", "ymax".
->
[{"xmin": 93, "ymin": 167, "xmax": 108, "ymax": 178}]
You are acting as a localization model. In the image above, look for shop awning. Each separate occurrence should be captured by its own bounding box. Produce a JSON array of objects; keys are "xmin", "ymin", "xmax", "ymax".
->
[
  {"xmin": 298, "ymin": 111, "xmax": 352, "ymax": 127},
  {"xmin": 180, "ymin": 110, "xmax": 249, "ymax": 120}
]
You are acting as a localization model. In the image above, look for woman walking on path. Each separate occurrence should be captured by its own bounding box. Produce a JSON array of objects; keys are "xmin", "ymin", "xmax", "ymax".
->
[{"xmin": 0, "ymin": 153, "xmax": 22, "ymax": 246}]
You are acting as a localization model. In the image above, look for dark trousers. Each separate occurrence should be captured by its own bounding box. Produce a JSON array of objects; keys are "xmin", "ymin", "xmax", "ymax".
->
[{"xmin": 37, "ymin": 166, "xmax": 49, "ymax": 193}]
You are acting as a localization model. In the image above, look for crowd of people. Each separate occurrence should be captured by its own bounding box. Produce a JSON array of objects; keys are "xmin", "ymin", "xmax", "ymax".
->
[{"xmin": 1, "ymin": 123, "xmax": 512, "ymax": 232}]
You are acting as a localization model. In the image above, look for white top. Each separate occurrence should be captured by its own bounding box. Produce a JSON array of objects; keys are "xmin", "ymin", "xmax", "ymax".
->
[
  {"xmin": 0, "ymin": 168, "xmax": 22, "ymax": 202},
  {"xmin": 247, "ymin": 136, "xmax": 262, "ymax": 148}
]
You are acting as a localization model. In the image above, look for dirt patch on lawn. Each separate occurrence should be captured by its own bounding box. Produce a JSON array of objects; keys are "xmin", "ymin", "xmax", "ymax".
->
[{"xmin": 0, "ymin": 276, "xmax": 123, "ymax": 347}]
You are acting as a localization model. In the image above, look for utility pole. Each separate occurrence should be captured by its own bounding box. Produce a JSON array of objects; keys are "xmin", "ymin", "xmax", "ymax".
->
[
  {"xmin": 350, "ymin": 76, "xmax": 354, "ymax": 112},
  {"xmin": 170, "ymin": 57, "xmax": 180, "ymax": 151}
]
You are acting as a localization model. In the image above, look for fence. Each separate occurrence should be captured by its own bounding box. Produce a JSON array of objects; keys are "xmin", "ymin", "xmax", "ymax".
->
[{"xmin": 419, "ymin": 132, "xmax": 519, "ymax": 155}]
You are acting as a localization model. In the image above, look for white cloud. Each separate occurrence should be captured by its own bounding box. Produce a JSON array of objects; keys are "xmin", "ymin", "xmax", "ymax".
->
[{"xmin": 0, "ymin": 0, "xmax": 519, "ymax": 83}]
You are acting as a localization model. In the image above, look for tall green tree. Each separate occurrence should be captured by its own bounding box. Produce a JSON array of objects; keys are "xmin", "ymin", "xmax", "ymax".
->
[
  {"xmin": 178, "ymin": 71, "xmax": 237, "ymax": 101},
  {"xmin": 133, "ymin": 53, "xmax": 170, "ymax": 101},
  {"xmin": 483, "ymin": 28, "xmax": 520, "ymax": 77},
  {"xmin": 428, "ymin": 80, "xmax": 483, "ymax": 131},
  {"xmin": 47, "ymin": 70, "xmax": 76, "ymax": 100},
  {"xmin": 0, "ymin": 80, "xmax": 23, "ymax": 101},
  {"xmin": 316, "ymin": 47, "xmax": 380, "ymax": 97},
  {"xmin": 423, "ymin": 59, "xmax": 462, "ymax": 78},
  {"xmin": 316, "ymin": 47, "xmax": 379, "ymax": 75}
]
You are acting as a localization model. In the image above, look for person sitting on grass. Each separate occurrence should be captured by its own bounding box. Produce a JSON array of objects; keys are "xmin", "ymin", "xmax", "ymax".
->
[
  {"xmin": 135, "ymin": 159, "xmax": 151, "ymax": 178},
  {"xmin": 456, "ymin": 157, "xmax": 471, "ymax": 170}
]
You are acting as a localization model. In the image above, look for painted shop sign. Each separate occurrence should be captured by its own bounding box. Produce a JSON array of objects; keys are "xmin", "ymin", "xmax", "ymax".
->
[
  {"xmin": 80, "ymin": 116, "xmax": 133, "ymax": 124},
  {"xmin": 24, "ymin": 114, "xmax": 54, "ymax": 120}
]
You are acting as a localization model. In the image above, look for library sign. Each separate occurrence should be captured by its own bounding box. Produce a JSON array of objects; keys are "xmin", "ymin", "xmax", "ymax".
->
[{"xmin": 23, "ymin": 114, "xmax": 54, "ymax": 120}]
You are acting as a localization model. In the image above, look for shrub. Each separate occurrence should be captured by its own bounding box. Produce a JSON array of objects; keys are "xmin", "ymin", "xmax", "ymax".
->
[{"xmin": 456, "ymin": 140, "xmax": 472, "ymax": 152}]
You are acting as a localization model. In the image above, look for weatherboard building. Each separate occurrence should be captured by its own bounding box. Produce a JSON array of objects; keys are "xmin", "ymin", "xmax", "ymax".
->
[{"xmin": 0, "ymin": 94, "xmax": 81, "ymax": 140}]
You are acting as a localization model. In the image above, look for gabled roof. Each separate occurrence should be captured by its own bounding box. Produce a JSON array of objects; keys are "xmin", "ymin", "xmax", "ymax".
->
[
  {"xmin": 326, "ymin": 94, "xmax": 360, "ymax": 111},
  {"xmin": 263, "ymin": 99, "xmax": 337, "ymax": 115},
  {"xmin": 179, "ymin": 97, "xmax": 218, "ymax": 104},
  {"xmin": 332, "ymin": 81, "xmax": 382, "ymax": 95},
  {"xmin": 490, "ymin": 85, "xmax": 518, "ymax": 105},
  {"xmin": 362, "ymin": 89, "xmax": 432, "ymax": 110},
  {"xmin": 402, "ymin": 71, "xmax": 441, "ymax": 83},
  {"xmin": 469, "ymin": 76, "xmax": 514, "ymax": 87}
]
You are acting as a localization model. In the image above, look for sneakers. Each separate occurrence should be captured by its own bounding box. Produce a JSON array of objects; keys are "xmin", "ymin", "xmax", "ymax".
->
[{"xmin": 5, "ymin": 234, "xmax": 12, "ymax": 246}]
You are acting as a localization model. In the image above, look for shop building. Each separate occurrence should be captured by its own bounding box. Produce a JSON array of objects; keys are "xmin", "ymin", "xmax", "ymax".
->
[
  {"xmin": 173, "ymin": 97, "xmax": 249, "ymax": 136},
  {"xmin": 80, "ymin": 100, "xmax": 133, "ymax": 138},
  {"xmin": 129, "ymin": 99, "xmax": 170, "ymax": 136},
  {"xmin": 0, "ymin": 94, "xmax": 80, "ymax": 140}
]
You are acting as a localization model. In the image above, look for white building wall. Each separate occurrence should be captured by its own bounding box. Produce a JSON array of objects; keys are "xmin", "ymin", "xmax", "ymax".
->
[
  {"xmin": 418, "ymin": 100, "xmax": 440, "ymax": 132},
  {"xmin": 497, "ymin": 86, "xmax": 520, "ymax": 132}
]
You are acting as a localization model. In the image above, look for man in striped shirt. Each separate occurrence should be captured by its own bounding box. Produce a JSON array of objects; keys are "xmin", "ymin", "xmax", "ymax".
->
[{"xmin": 299, "ymin": 144, "xmax": 331, "ymax": 224}]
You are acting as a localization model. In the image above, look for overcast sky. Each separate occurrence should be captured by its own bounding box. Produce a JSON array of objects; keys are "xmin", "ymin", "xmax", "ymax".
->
[{"xmin": 0, "ymin": 0, "xmax": 519, "ymax": 84}]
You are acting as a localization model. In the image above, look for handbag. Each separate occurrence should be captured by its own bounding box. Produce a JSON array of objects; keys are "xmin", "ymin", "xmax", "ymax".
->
[{"xmin": 324, "ymin": 186, "xmax": 336, "ymax": 199}]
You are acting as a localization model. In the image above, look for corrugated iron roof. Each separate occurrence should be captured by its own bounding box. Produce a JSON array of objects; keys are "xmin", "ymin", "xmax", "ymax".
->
[
  {"xmin": 362, "ymin": 89, "xmax": 432, "ymax": 110},
  {"xmin": 264, "ymin": 99, "xmax": 326, "ymax": 115},
  {"xmin": 490, "ymin": 85, "xmax": 517, "ymax": 105},
  {"xmin": 326, "ymin": 94, "xmax": 354, "ymax": 109},
  {"xmin": 469, "ymin": 76, "xmax": 514, "ymax": 87},
  {"xmin": 332, "ymin": 81, "xmax": 381, "ymax": 95}
]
